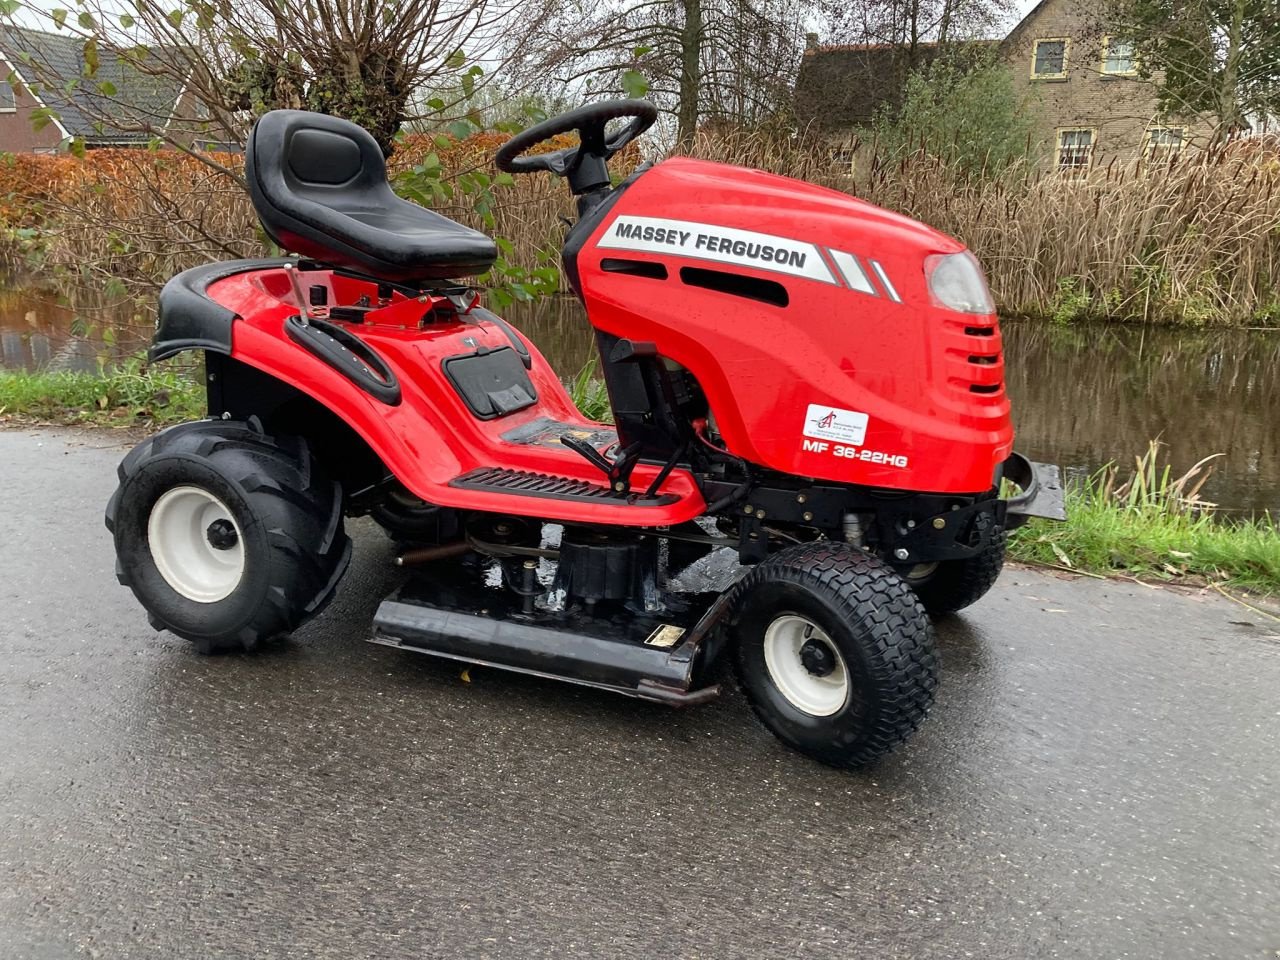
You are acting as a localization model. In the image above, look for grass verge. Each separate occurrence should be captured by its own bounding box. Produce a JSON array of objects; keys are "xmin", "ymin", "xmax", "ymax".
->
[
  {"xmin": 0, "ymin": 363, "xmax": 204, "ymax": 428},
  {"xmin": 1009, "ymin": 444, "xmax": 1280, "ymax": 595},
  {"xmin": 568, "ymin": 359, "xmax": 612, "ymax": 422},
  {"xmin": 6, "ymin": 363, "xmax": 1276, "ymax": 598}
]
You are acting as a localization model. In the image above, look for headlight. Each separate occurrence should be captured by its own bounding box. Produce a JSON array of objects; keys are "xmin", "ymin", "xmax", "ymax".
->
[{"xmin": 924, "ymin": 251, "xmax": 994, "ymax": 315}]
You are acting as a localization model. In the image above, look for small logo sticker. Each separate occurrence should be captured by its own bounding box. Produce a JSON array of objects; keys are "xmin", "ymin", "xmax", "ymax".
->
[{"xmin": 803, "ymin": 404, "xmax": 868, "ymax": 445}]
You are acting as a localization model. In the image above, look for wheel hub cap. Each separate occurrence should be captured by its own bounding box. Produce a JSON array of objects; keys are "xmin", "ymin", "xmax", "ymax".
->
[
  {"xmin": 205, "ymin": 518, "xmax": 239, "ymax": 550},
  {"xmin": 799, "ymin": 638, "xmax": 835, "ymax": 677},
  {"xmin": 762, "ymin": 614, "xmax": 850, "ymax": 717},
  {"xmin": 147, "ymin": 485, "xmax": 246, "ymax": 604}
]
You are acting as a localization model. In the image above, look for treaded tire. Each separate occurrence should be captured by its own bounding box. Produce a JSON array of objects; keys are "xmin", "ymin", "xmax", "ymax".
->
[
  {"xmin": 105, "ymin": 419, "xmax": 352, "ymax": 653},
  {"xmin": 729, "ymin": 542, "xmax": 938, "ymax": 769},
  {"xmin": 369, "ymin": 486, "xmax": 459, "ymax": 544},
  {"xmin": 903, "ymin": 511, "xmax": 1006, "ymax": 616}
]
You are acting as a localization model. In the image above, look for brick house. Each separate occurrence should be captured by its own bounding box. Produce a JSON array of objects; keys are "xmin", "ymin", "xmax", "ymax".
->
[
  {"xmin": 0, "ymin": 26, "xmax": 219, "ymax": 153},
  {"xmin": 796, "ymin": 0, "xmax": 1216, "ymax": 171}
]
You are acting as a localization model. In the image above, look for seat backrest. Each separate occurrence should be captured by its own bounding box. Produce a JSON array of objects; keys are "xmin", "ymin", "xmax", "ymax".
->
[
  {"xmin": 245, "ymin": 110, "xmax": 496, "ymax": 282},
  {"xmin": 278, "ymin": 114, "xmax": 386, "ymax": 195},
  {"xmin": 246, "ymin": 110, "xmax": 388, "ymax": 257}
]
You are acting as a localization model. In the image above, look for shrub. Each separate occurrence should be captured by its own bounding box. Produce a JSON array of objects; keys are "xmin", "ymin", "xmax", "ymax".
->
[{"xmin": 868, "ymin": 55, "xmax": 1042, "ymax": 176}]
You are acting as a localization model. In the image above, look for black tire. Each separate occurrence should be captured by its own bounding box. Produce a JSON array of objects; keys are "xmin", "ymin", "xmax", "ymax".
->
[
  {"xmin": 729, "ymin": 542, "xmax": 938, "ymax": 769},
  {"xmin": 900, "ymin": 511, "xmax": 1006, "ymax": 615},
  {"xmin": 105, "ymin": 419, "xmax": 352, "ymax": 653},
  {"xmin": 369, "ymin": 486, "xmax": 459, "ymax": 544}
]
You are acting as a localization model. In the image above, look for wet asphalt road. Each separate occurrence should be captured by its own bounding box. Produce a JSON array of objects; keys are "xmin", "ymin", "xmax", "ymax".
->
[{"xmin": 1, "ymin": 426, "xmax": 1278, "ymax": 960}]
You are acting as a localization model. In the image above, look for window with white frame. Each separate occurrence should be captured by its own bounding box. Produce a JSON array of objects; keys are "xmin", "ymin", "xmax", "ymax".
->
[
  {"xmin": 1032, "ymin": 39, "xmax": 1069, "ymax": 79},
  {"xmin": 1101, "ymin": 37, "xmax": 1136, "ymax": 75},
  {"xmin": 1145, "ymin": 127, "xmax": 1183, "ymax": 161},
  {"xmin": 0, "ymin": 80, "xmax": 15, "ymax": 112},
  {"xmin": 1057, "ymin": 128, "xmax": 1094, "ymax": 170}
]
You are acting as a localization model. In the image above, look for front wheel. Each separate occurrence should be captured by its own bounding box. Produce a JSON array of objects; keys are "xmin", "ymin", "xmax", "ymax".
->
[
  {"xmin": 105, "ymin": 420, "xmax": 352, "ymax": 653},
  {"xmin": 369, "ymin": 485, "xmax": 459, "ymax": 544},
  {"xmin": 730, "ymin": 542, "xmax": 938, "ymax": 769}
]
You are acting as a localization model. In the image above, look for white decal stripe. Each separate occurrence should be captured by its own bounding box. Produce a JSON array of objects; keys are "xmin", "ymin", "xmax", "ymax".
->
[
  {"xmin": 869, "ymin": 259, "xmax": 902, "ymax": 302},
  {"xmin": 597, "ymin": 215, "xmax": 837, "ymax": 285},
  {"xmin": 828, "ymin": 249, "xmax": 879, "ymax": 296}
]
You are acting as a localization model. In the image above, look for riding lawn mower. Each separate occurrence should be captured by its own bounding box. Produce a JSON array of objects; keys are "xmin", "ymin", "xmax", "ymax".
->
[{"xmin": 105, "ymin": 100, "xmax": 1064, "ymax": 768}]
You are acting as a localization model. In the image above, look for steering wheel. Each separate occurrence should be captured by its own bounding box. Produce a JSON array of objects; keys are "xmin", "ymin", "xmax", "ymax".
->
[{"xmin": 495, "ymin": 99, "xmax": 657, "ymax": 178}]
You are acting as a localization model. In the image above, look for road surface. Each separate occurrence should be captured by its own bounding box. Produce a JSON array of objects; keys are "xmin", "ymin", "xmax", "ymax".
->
[{"xmin": 1, "ymin": 426, "xmax": 1277, "ymax": 959}]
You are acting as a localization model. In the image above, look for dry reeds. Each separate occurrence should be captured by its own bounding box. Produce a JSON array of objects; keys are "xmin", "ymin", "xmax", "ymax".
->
[
  {"xmin": 1007, "ymin": 440, "xmax": 1280, "ymax": 592},
  {"xmin": 2, "ymin": 128, "xmax": 1277, "ymax": 326},
  {"xmin": 1101, "ymin": 440, "xmax": 1222, "ymax": 516},
  {"xmin": 684, "ymin": 131, "xmax": 1280, "ymax": 326}
]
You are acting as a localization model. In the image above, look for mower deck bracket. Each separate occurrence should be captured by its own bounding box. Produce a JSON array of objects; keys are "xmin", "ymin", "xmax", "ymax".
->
[{"xmin": 1004, "ymin": 453, "xmax": 1067, "ymax": 526}]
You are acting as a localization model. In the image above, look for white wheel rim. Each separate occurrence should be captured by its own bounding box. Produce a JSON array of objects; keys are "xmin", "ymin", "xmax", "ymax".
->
[
  {"xmin": 903, "ymin": 562, "xmax": 939, "ymax": 582},
  {"xmin": 762, "ymin": 614, "xmax": 850, "ymax": 717},
  {"xmin": 147, "ymin": 485, "xmax": 245, "ymax": 603}
]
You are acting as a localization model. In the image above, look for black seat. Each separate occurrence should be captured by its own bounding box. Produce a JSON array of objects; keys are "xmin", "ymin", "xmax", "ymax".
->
[{"xmin": 246, "ymin": 110, "xmax": 497, "ymax": 283}]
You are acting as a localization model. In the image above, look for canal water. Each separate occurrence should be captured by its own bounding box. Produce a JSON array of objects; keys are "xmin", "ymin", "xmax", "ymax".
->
[{"xmin": 3, "ymin": 286, "xmax": 1276, "ymax": 516}]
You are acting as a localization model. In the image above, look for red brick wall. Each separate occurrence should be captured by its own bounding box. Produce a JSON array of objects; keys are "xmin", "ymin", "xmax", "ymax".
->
[{"xmin": 0, "ymin": 66, "xmax": 66, "ymax": 153}]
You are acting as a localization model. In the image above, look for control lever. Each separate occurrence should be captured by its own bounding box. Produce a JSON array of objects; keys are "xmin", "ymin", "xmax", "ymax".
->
[
  {"xmin": 560, "ymin": 435, "xmax": 643, "ymax": 495},
  {"xmin": 283, "ymin": 262, "xmax": 310, "ymax": 321}
]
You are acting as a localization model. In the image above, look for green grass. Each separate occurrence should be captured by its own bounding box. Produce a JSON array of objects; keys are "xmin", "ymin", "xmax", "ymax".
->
[
  {"xmin": 7, "ymin": 359, "xmax": 1275, "ymax": 596},
  {"xmin": 1010, "ymin": 493, "xmax": 1280, "ymax": 594},
  {"xmin": 568, "ymin": 359, "xmax": 612, "ymax": 422},
  {"xmin": 0, "ymin": 361, "xmax": 205, "ymax": 428},
  {"xmin": 563, "ymin": 369, "xmax": 1279, "ymax": 595},
  {"xmin": 1008, "ymin": 444, "xmax": 1280, "ymax": 595}
]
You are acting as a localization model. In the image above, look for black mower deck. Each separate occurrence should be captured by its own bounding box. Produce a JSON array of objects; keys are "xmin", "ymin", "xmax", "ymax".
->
[{"xmin": 370, "ymin": 558, "xmax": 725, "ymax": 705}]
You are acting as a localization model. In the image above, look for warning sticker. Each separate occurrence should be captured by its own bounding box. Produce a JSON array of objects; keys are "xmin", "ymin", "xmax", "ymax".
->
[
  {"xmin": 803, "ymin": 404, "xmax": 869, "ymax": 446},
  {"xmin": 644, "ymin": 624, "xmax": 686, "ymax": 648}
]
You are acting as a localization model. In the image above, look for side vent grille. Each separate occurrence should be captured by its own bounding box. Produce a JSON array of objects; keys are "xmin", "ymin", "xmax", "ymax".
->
[
  {"xmin": 601, "ymin": 258, "xmax": 668, "ymax": 280},
  {"xmin": 959, "ymin": 322, "xmax": 1003, "ymax": 396},
  {"xmin": 679, "ymin": 266, "xmax": 789, "ymax": 307}
]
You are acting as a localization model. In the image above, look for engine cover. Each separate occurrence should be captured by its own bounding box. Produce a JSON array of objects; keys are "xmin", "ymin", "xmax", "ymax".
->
[{"xmin": 572, "ymin": 157, "xmax": 1015, "ymax": 495}]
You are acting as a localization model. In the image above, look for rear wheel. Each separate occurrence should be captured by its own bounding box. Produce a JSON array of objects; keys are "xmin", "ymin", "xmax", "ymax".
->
[
  {"xmin": 105, "ymin": 420, "xmax": 352, "ymax": 653},
  {"xmin": 730, "ymin": 542, "xmax": 938, "ymax": 769},
  {"xmin": 899, "ymin": 510, "xmax": 1006, "ymax": 615}
]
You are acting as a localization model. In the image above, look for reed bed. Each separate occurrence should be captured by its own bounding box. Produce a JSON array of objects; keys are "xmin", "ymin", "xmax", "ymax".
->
[
  {"xmin": 684, "ymin": 128, "xmax": 1280, "ymax": 326},
  {"xmin": 1008, "ymin": 441, "xmax": 1280, "ymax": 592},
  {"xmin": 1, "ymin": 129, "xmax": 1276, "ymax": 325}
]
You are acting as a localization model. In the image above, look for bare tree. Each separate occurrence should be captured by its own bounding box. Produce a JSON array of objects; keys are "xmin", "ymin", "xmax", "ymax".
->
[
  {"xmin": 516, "ymin": 0, "xmax": 808, "ymax": 146},
  {"xmin": 795, "ymin": 0, "xmax": 1013, "ymax": 135},
  {"xmin": 1106, "ymin": 0, "xmax": 1280, "ymax": 135},
  {"xmin": 819, "ymin": 0, "xmax": 1014, "ymax": 60},
  {"xmin": 0, "ymin": 0, "xmax": 555, "ymax": 161}
]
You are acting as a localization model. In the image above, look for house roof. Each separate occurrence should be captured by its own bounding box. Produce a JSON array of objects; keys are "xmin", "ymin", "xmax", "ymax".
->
[
  {"xmin": 794, "ymin": 40, "xmax": 998, "ymax": 131},
  {"xmin": 0, "ymin": 26, "xmax": 185, "ymax": 142},
  {"xmin": 795, "ymin": 45, "xmax": 927, "ymax": 131}
]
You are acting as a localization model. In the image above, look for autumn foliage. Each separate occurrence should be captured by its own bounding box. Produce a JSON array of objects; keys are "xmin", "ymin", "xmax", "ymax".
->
[
  {"xmin": 0, "ymin": 130, "xmax": 622, "ymax": 291},
  {"xmin": 0, "ymin": 128, "xmax": 1275, "ymax": 324}
]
